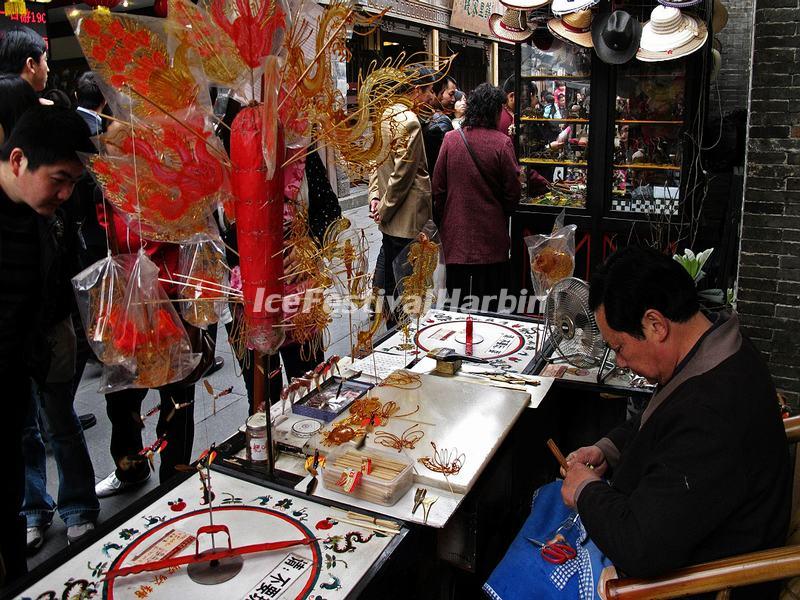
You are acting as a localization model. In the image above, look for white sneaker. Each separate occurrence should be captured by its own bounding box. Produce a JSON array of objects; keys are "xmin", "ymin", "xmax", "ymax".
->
[
  {"xmin": 95, "ymin": 470, "xmax": 151, "ymax": 498},
  {"xmin": 67, "ymin": 522, "xmax": 95, "ymax": 545},
  {"xmin": 26, "ymin": 525, "xmax": 47, "ymax": 555}
]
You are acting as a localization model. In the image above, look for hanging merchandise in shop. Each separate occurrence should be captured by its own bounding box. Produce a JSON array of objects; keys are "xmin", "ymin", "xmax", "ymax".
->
[{"xmin": 488, "ymin": 6, "xmax": 535, "ymax": 43}]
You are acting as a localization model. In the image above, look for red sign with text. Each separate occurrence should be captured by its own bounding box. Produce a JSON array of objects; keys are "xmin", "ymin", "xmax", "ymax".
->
[{"xmin": 0, "ymin": 2, "xmax": 48, "ymax": 47}]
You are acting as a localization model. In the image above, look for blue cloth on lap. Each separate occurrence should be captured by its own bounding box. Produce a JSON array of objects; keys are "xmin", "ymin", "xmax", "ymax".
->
[{"xmin": 484, "ymin": 480, "xmax": 613, "ymax": 600}]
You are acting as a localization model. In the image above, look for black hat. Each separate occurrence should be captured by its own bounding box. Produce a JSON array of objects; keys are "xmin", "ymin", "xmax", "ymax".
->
[
  {"xmin": 531, "ymin": 21, "xmax": 556, "ymax": 51},
  {"xmin": 591, "ymin": 10, "xmax": 642, "ymax": 65}
]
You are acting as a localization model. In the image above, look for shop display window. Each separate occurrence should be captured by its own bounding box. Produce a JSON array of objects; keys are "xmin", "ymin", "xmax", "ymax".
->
[
  {"xmin": 519, "ymin": 41, "xmax": 591, "ymax": 209},
  {"xmin": 611, "ymin": 60, "xmax": 685, "ymax": 216}
]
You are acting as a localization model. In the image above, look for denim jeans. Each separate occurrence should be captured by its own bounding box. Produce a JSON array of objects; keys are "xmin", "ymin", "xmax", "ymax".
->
[
  {"xmin": 22, "ymin": 379, "xmax": 99, "ymax": 528},
  {"xmin": 22, "ymin": 333, "xmax": 99, "ymax": 529}
]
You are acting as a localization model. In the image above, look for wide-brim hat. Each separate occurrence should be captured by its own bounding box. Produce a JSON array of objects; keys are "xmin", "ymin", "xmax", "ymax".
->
[
  {"xmin": 637, "ymin": 5, "xmax": 708, "ymax": 62},
  {"xmin": 712, "ymin": 0, "xmax": 729, "ymax": 33},
  {"xmin": 500, "ymin": 0, "xmax": 551, "ymax": 10},
  {"xmin": 592, "ymin": 10, "xmax": 642, "ymax": 64},
  {"xmin": 548, "ymin": 9, "xmax": 594, "ymax": 47},
  {"xmin": 551, "ymin": 0, "xmax": 599, "ymax": 17},
  {"xmin": 489, "ymin": 8, "xmax": 535, "ymax": 42}
]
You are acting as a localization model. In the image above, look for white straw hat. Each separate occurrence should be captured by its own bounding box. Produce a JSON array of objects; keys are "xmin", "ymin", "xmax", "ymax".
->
[
  {"xmin": 489, "ymin": 8, "xmax": 535, "ymax": 43},
  {"xmin": 501, "ymin": 0, "xmax": 552, "ymax": 10},
  {"xmin": 551, "ymin": 0, "xmax": 599, "ymax": 17},
  {"xmin": 548, "ymin": 9, "xmax": 594, "ymax": 47},
  {"xmin": 637, "ymin": 5, "xmax": 708, "ymax": 62}
]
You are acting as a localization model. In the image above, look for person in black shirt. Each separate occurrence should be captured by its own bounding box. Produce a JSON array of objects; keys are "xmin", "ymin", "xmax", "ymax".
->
[
  {"xmin": 0, "ymin": 106, "xmax": 94, "ymax": 587},
  {"xmin": 422, "ymin": 75, "xmax": 457, "ymax": 176},
  {"xmin": 0, "ymin": 74, "xmax": 37, "ymax": 143},
  {"xmin": 0, "ymin": 26, "xmax": 48, "ymax": 93},
  {"xmin": 489, "ymin": 247, "xmax": 789, "ymax": 599},
  {"xmin": 567, "ymin": 247, "xmax": 789, "ymax": 594}
]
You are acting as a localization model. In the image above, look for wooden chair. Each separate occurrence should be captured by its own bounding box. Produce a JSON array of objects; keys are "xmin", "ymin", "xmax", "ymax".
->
[{"xmin": 604, "ymin": 415, "xmax": 800, "ymax": 600}]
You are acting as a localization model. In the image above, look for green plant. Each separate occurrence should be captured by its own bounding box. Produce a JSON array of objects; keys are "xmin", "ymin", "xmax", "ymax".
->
[{"xmin": 673, "ymin": 248, "xmax": 713, "ymax": 283}]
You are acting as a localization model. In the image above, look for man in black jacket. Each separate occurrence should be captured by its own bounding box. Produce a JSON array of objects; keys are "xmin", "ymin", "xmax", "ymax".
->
[
  {"xmin": 0, "ymin": 26, "xmax": 48, "ymax": 93},
  {"xmin": 563, "ymin": 246, "xmax": 790, "ymax": 591},
  {"xmin": 422, "ymin": 75, "xmax": 457, "ymax": 176},
  {"xmin": 0, "ymin": 106, "xmax": 94, "ymax": 587}
]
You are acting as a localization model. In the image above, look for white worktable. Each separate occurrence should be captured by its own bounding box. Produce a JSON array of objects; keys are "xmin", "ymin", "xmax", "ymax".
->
[{"xmin": 290, "ymin": 371, "xmax": 530, "ymax": 528}]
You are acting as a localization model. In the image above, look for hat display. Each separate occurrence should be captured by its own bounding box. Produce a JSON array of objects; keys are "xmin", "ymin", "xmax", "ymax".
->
[
  {"xmin": 712, "ymin": 0, "xmax": 729, "ymax": 33},
  {"xmin": 551, "ymin": 0, "xmax": 599, "ymax": 17},
  {"xmin": 489, "ymin": 8, "xmax": 535, "ymax": 42},
  {"xmin": 637, "ymin": 5, "xmax": 708, "ymax": 62},
  {"xmin": 548, "ymin": 9, "xmax": 594, "ymax": 47},
  {"xmin": 591, "ymin": 10, "xmax": 642, "ymax": 64},
  {"xmin": 500, "ymin": 0, "xmax": 551, "ymax": 11}
]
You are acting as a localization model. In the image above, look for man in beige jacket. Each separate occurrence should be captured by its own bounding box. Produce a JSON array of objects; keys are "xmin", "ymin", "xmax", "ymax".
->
[{"xmin": 369, "ymin": 70, "xmax": 434, "ymax": 307}]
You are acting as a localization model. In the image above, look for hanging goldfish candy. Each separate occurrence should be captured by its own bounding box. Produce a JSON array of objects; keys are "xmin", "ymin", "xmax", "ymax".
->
[
  {"xmin": 99, "ymin": 251, "xmax": 200, "ymax": 392},
  {"xmin": 177, "ymin": 237, "xmax": 229, "ymax": 328},
  {"xmin": 72, "ymin": 253, "xmax": 137, "ymax": 367}
]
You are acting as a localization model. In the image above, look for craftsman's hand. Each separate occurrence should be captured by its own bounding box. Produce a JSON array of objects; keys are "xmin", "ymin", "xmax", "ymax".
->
[
  {"xmin": 369, "ymin": 199, "xmax": 381, "ymax": 224},
  {"xmin": 561, "ymin": 462, "xmax": 601, "ymax": 509},
  {"xmin": 283, "ymin": 247, "xmax": 301, "ymax": 284},
  {"xmin": 565, "ymin": 445, "xmax": 608, "ymax": 477}
]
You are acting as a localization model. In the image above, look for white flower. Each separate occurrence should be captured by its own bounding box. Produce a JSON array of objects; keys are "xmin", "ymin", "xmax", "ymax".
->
[{"xmin": 673, "ymin": 248, "xmax": 714, "ymax": 283}]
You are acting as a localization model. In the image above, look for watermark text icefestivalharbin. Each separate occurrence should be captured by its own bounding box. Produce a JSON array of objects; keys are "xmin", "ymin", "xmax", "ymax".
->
[{"xmin": 249, "ymin": 286, "xmax": 544, "ymax": 317}]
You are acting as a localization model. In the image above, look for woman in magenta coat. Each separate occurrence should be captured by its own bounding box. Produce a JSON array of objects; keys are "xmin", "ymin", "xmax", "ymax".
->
[{"xmin": 432, "ymin": 83, "xmax": 521, "ymax": 311}]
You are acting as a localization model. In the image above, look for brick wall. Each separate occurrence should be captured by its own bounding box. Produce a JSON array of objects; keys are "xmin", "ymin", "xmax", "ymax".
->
[
  {"xmin": 714, "ymin": 0, "xmax": 756, "ymax": 116},
  {"xmin": 738, "ymin": 0, "xmax": 800, "ymax": 405}
]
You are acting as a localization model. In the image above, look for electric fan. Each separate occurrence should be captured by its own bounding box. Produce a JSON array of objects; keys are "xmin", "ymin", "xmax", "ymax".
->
[{"xmin": 543, "ymin": 277, "xmax": 613, "ymax": 382}]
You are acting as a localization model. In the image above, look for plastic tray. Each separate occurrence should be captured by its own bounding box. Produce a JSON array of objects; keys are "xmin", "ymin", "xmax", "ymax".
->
[
  {"xmin": 321, "ymin": 447, "xmax": 413, "ymax": 506},
  {"xmin": 291, "ymin": 377, "xmax": 373, "ymax": 423}
]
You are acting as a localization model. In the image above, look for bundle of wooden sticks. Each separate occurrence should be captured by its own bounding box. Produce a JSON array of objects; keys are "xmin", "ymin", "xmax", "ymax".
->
[{"xmin": 322, "ymin": 449, "xmax": 413, "ymax": 506}]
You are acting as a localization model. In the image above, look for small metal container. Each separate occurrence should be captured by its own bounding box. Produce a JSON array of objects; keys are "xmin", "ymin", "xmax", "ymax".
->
[{"xmin": 245, "ymin": 413, "xmax": 268, "ymax": 463}]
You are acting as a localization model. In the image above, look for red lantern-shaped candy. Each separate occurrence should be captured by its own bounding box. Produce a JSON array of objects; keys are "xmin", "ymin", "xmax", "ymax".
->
[{"xmin": 230, "ymin": 106, "xmax": 285, "ymax": 355}]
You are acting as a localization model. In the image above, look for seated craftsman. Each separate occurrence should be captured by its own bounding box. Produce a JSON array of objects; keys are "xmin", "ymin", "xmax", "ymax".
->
[{"xmin": 486, "ymin": 246, "xmax": 790, "ymax": 599}]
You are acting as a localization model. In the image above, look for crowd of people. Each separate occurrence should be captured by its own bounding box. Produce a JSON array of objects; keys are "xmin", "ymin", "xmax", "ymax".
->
[
  {"xmin": 367, "ymin": 68, "xmax": 594, "ymax": 311},
  {"xmin": 368, "ymin": 69, "xmax": 523, "ymax": 313}
]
